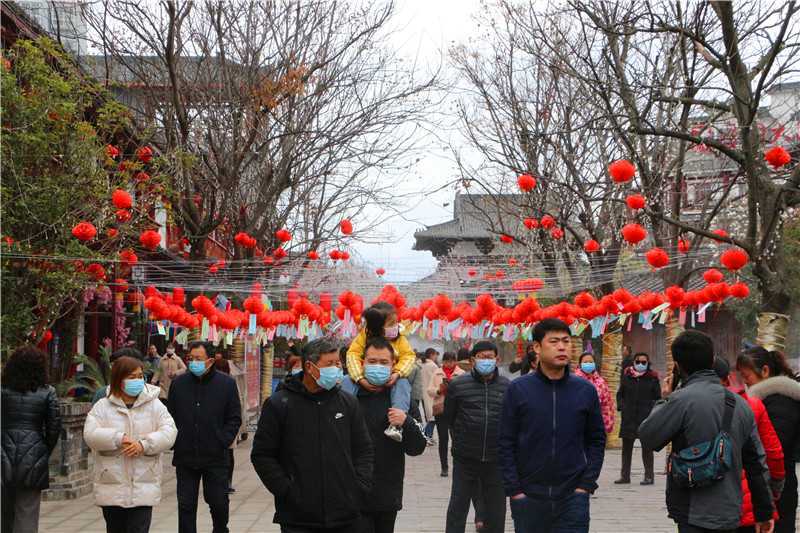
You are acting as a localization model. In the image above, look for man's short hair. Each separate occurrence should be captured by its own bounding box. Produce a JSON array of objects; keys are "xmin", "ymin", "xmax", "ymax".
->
[
  {"xmin": 713, "ymin": 357, "xmax": 730, "ymax": 380},
  {"xmin": 424, "ymin": 347, "xmax": 439, "ymax": 359},
  {"xmin": 671, "ymin": 330, "xmax": 714, "ymax": 375},
  {"xmin": 457, "ymin": 347, "xmax": 471, "ymax": 361},
  {"xmin": 187, "ymin": 340, "xmax": 214, "ymax": 358},
  {"xmin": 364, "ymin": 337, "xmax": 396, "ymax": 359},
  {"xmin": 532, "ymin": 318, "xmax": 570, "ymax": 343},
  {"xmin": 302, "ymin": 338, "xmax": 339, "ymax": 364},
  {"xmin": 110, "ymin": 347, "xmax": 143, "ymax": 363},
  {"xmin": 471, "ymin": 341, "xmax": 497, "ymax": 358},
  {"xmin": 442, "ymin": 351, "xmax": 457, "ymax": 362}
]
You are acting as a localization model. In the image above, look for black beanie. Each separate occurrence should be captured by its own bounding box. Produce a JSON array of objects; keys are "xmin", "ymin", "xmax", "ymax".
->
[
  {"xmin": 471, "ymin": 341, "xmax": 498, "ymax": 358},
  {"xmin": 712, "ymin": 357, "xmax": 730, "ymax": 380}
]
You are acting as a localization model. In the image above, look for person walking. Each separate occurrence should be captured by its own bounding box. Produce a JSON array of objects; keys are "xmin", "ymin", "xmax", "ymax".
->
[
  {"xmin": 615, "ymin": 351, "xmax": 661, "ymax": 485},
  {"xmin": 83, "ymin": 356, "xmax": 177, "ymax": 533},
  {"xmin": 144, "ymin": 345, "xmax": 161, "ymax": 382},
  {"xmin": 639, "ymin": 331, "xmax": 775, "ymax": 533},
  {"xmin": 737, "ymin": 347, "xmax": 800, "ymax": 533},
  {"xmin": 574, "ymin": 352, "xmax": 616, "ymax": 434},
  {"xmin": 1, "ymin": 346, "xmax": 62, "ymax": 533},
  {"xmin": 508, "ymin": 344, "xmax": 537, "ymax": 376},
  {"xmin": 406, "ymin": 355, "xmax": 425, "ymax": 423},
  {"xmin": 152, "ymin": 342, "xmax": 186, "ymax": 401},
  {"xmin": 427, "ymin": 351, "xmax": 465, "ymax": 477},
  {"xmin": 168, "ymin": 341, "xmax": 242, "ymax": 533},
  {"xmin": 353, "ymin": 337, "xmax": 426, "ymax": 533},
  {"xmin": 444, "ymin": 341, "xmax": 509, "ymax": 533},
  {"xmin": 420, "ymin": 347, "xmax": 440, "ymax": 441},
  {"xmin": 499, "ymin": 319, "xmax": 606, "ymax": 533},
  {"xmin": 251, "ymin": 338, "xmax": 374, "ymax": 532},
  {"xmin": 93, "ymin": 347, "xmax": 146, "ymax": 404}
]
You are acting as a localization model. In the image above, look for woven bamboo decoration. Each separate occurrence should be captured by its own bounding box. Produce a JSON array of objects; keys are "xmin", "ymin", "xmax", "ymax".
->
[{"xmin": 601, "ymin": 332, "xmax": 623, "ymax": 449}]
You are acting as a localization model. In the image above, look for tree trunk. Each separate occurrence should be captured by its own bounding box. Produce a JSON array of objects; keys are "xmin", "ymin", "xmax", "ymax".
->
[
  {"xmin": 261, "ymin": 343, "xmax": 274, "ymax": 404},
  {"xmin": 601, "ymin": 332, "xmax": 623, "ymax": 449}
]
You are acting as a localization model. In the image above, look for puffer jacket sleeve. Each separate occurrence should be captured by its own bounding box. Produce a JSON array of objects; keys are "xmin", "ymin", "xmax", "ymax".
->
[
  {"xmin": 141, "ymin": 400, "xmax": 177, "ymax": 456},
  {"xmin": 83, "ymin": 401, "xmax": 123, "ymax": 452},
  {"xmin": 741, "ymin": 419, "xmax": 775, "ymax": 523},
  {"xmin": 251, "ymin": 395, "xmax": 292, "ymax": 498},
  {"xmin": 391, "ymin": 335, "xmax": 416, "ymax": 378},
  {"xmin": 346, "ymin": 330, "xmax": 367, "ymax": 382},
  {"xmin": 44, "ymin": 386, "xmax": 62, "ymax": 452},
  {"xmin": 751, "ymin": 397, "xmax": 785, "ymax": 496}
]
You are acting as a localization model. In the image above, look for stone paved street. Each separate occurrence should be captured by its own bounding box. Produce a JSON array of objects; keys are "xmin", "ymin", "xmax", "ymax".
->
[{"xmin": 40, "ymin": 437, "xmax": 792, "ymax": 533}]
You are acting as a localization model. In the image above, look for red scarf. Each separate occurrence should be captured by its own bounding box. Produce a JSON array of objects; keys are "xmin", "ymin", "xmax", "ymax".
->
[{"xmin": 443, "ymin": 366, "xmax": 455, "ymax": 380}]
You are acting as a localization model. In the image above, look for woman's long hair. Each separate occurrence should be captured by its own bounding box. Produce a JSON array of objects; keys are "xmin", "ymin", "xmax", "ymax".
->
[
  {"xmin": 363, "ymin": 301, "xmax": 396, "ymax": 339},
  {"xmin": 737, "ymin": 346, "xmax": 799, "ymax": 381},
  {"xmin": 2, "ymin": 345, "xmax": 49, "ymax": 393}
]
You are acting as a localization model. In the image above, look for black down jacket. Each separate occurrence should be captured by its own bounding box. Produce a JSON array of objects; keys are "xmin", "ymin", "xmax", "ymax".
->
[
  {"xmin": 616, "ymin": 367, "xmax": 661, "ymax": 439},
  {"xmin": 444, "ymin": 368, "xmax": 509, "ymax": 463},
  {"xmin": 1, "ymin": 386, "xmax": 62, "ymax": 490}
]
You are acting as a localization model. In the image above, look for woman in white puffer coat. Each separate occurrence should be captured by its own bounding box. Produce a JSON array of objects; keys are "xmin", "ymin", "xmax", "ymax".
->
[{"xmin": 84, "ymin": 355, "xmax": 177, "ymax": 533}]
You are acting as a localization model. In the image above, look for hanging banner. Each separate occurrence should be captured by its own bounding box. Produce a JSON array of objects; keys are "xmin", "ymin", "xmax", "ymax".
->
[{"xmin": 245, "ymin": 339, "xmax": 261, "ymax": 411}]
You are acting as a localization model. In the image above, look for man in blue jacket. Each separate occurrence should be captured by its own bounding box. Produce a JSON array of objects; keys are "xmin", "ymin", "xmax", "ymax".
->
[{"xmin": 499, "ymin": 318, "xmax": 606, "ymax": 533}]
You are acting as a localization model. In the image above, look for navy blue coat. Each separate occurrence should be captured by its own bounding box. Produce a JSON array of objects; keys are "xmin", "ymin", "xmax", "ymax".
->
[{"xmin": 498, "ymin": 370, "xmax": 606, "ymax": 499}]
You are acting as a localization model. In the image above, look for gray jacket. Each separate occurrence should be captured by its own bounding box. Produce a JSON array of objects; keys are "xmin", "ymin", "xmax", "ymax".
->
[
  {"xmin": 638, "ymin": 370, "xmax": 773, "ymax": 530},
  {"xmin": 408, "ymin": 361, "xmax": 424, "ymax": 402}
]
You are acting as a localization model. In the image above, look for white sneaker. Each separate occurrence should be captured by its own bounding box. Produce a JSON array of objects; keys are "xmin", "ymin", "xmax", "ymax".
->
[{"xmin": 384, "ymin": 425, "xmax": 403, "ymax": 442}]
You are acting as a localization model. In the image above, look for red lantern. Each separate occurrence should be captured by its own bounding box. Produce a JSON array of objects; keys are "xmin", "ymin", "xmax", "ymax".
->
[
  {"xmin": 136, "ymin": 146, "xmax": 153, "ymax": 164},
  {"xmin": 677, "ymin": 238, "xmax": 690, "ymax": 254},
  {"xmin": 467, "ymin": 269, "xmax": 477, "ymax": 277},
  {"xmin": 665, "ymin": 286, "xmax": 685, "ymax": 307},
  {"xmin": 86, "ymin": 263, "xmax": 106, "ymax": 281},
  {"xmin": 209, "ymin": 265, "xmax": 218, "ymax": 274},
  {"xmin": 135, "ymin": 171, "xmax": 150, "ymax": 182},
  {"xmin": 273, "ymin": 247, "xmax": 288, "ymax": 259},
  {"xmin": 112, "ymin": 189, "xmax": 132, "ymax": 209},
  {"xmin": 765, "ymin": 146, "xmax": 791, "ymax": 168},
  {"xmin": 275, "ymin": 229, "xmax": 292, "ymax": 243},
  {"xmin": 72, "ymin": 221, "xmax": 97, "ymax": 242},
  {"xmin": 574, "ymin": 292, "xmax": 596, "ymax": 308},
  {"xmin": 584, "ymin": 239, "xmax": 600, "ymax": 253},
  {"xmin": 329, "ymin": 250, "xmax": 342, "ymax": 261},
  {"xmin": 495, "ymin": 270, "xmax": 506, "ymax": 279},
  {"xmin": 517, "ymin": 173, "xmax": 537, "ymax": 192},
  {"xmin": 540, "ymin": 215, "xmax": 556, "ymax": 229},
  {"xmin": 376, "ymin": 268, "xmax": 386, "ymax": 276},
  {"xmin": 116, "ymin": 209, "xmax": 132, "ymax": 223},
  {"xmin": 703, "ymin": 268, "xmax": 724, "ymax": 284},
  {"xmin": 39, "ymin": 330, "xmax": 53, "ymax": 346},
  {"xmin": 139, "ymin": 229, "xmax": 161, "ymax": 250},
  {"xmin": 105, "ymin": 144, "xmax": 120, "ymax": 159},
  {"xmin": 112, "ymin": 278, "xmax": 129, "ymax": 293},
  {"xmin": 730, "ymin": 282, "xmax": 750, "ymax": 299},
  {"xmin": 120, "ymin": 249, "xmax": 138, "ymax": 267},
  {"xmin": 106, "ymin": 228, "xmax": 118, "ymax": 238},
  {"xmin": 523, "ymin": 217, "xmax": 538, "ymax": 230},
  {"xmin": 550, "ymin": 228, "xmax": 564, "ymax": 240},
  {"xmin": 609, "ymin": 159, "xmax": 635, "ymax": 183},
  {"xmin": 500, "ymin": 234, "xmax": 514, "ymax": 244},
  {"xmin": 645, "ymin": 247, "xmax": 669, "ymax": 269},
  {"xmin": 508, "ymin": 258, "xmax": 518, "ymax": 267},
  {"xmin": 340, "ymin": 219, "xmax": 353, "ymax": 235},
  {"xmin": 720, "ymin": 248, "xmax": 749, "ymax": 271},
  {"xmin": 712, "ymin": 229, "xmax": 729, "ymax": 242},
  {"xmin": 511, "ymin": 278, "xmax": 544, "ymax": 291},
  {"xmin": 263, "ymin": 255, "xmax": 275, "ymax": 266},
  {"xmin": 621, "ymin": 223, "xmax": 647, "ymax": 244},
  {"xmin": 307, "ymin": 250, "xmax": 320, "ymax": 260},
  {"xmin": 626, "ymin": 194, "xmax": 646, "ymax": 210},
  {"xmin": 340, "ymin": 251, "xmax": 350, "ymax": 261}
]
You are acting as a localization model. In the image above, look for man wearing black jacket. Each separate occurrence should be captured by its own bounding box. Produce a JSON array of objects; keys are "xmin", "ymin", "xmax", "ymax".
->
[
  {"xmin": 251, "ymin": 338, "xmax": 374, "ymax": 533},
  {"xmin": 355, "ymin": 337, "xmax": 426, "ymax": 533},
  {"xmin": 499, "ymin": 319, "xmax": 606, "ymax": 533},
  {"xmin": 168, "ymin": 341, "xmax": 242, "ymax": 533},
  {"xmin": 444, "ymin": 340, "xmax": 510, "ymax": 533}
]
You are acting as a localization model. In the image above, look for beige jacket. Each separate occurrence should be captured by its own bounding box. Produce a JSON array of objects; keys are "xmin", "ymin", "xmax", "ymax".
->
[
  {"xmin": 152, "ymin": 354, "xmax": 186, "ymax": 399},
  {"xmin": 420, "ymin": 360, "xmax": 440, "ymax": 421},
  {"xmin": 83, "ymin": 384, "xmax": 177, "ymax": 508},
  {"xmin": 427, "ymin": 365, "xmax": 466, "ymax": 416}
]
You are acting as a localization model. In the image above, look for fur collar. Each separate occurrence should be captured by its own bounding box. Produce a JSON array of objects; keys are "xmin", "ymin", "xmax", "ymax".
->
[{"xmin": 748, "ymin": 375, "xmax": 800, "ymax": 401}]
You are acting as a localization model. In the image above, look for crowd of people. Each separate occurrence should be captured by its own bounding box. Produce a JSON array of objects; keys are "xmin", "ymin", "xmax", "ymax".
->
[{"xmin": 1, "ymin": 301, "xmax": 799, "ymax": 533}]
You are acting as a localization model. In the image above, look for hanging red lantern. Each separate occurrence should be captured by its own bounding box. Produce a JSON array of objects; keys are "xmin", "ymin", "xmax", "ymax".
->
[
  {"xmin": 508, "ymin": 258, "xmax": 518, "ymax": 267},
  {"xmin": 517, "ymin": 173, "xmax": 537, "ymax": 192},
  {"xmin": 467, "ymin": 269, "xmax": 477, "ymax": 277},
  {"xmin": 307, "ymin": 250, "xmax": 320, "ymax": 260},
  {"xmin": 645, "ymin": 247, "xmax": 669, "ymax": 269},
  {"xmin": 120, "ymin": 249, "xmax": 138, "ymax": 267},
  {"xmin": 340, "ymin": 219, "xmax": 353, "ymax": 235},
  {"xmin": 329, "ymin": 250, "xmax": 342, "ymax": 261},
  {"xmin": 340, "ymin": 251, "xmax": 350, "ymax": 261},
  {"xmin": 523, "ymin": 217, "xmax": 538, "ymax": 230},
  {"xmin": 730, "ymin": 282, "xmax": 750, "ymax": 299},
  {"xmin": 720, "ymin": 248, "xmax": 749, "ymax": 271},
  {"xmin": 86, "ymin": 263, "xmax": 106, "ymax": 280},
  {"xmin": 550, "ymin": 228, "xmax": 564, "ymax": 240},
  {"xmin": 209, "ymin": 265, "xmax": 218, "ymax": 274},
  {"xmin": 764, "ymin": 146, "xmax": 791, "ymax": 168},
  {"xmin": 584, "ymin": 239, "xmax": 600, "ymax": 253},
  {"xmin": 376, "ymin": 268, "xmax": 386, "ymax": 276},
  {"xmin": 712, "ymin": 229, "xmax": 729, "ymax": 242},
  {"xmin": 540, "ymin": 215, "xmax": 556, "ymax": 229},
  {"xmin": 263, "ymin": 255, "xmax": 275, "ymax": 266},
  {"xmin": 105, "ymin": 144, "xmax": 120, "ymax": 159},
  {"xmin": 621, "ymin": 223, "xmax": 647, "ymax": 244},
  {"xmin": 72, "ymin": 221, "xmax": 97, "ymax": 242},
  {"xmin": 116, "ymin": 209, "xmax": 132, "ymax": 223},
  {"xmin": 273, "ymin": 247, "xmax": 288, "ymax": 259},
  {"xmin": 38, "ymin": 330, "xmax": 53, "ymax": 347},
  {"xmin": 275, "ymin": 229, "xmax": 292, "ymax": 243},
  {"xmin": 106, "ymin": 228, "xmax": 118, "ymax": 239},
  {"xmin": 112, "ymin": 278, "xmax": 129, "ymax": 293},
  {"xmin": 135, "ymin": 171, "xmax": 150, "ymax": 182},
  {"xmin": 500, "ymin": 234, "xmax": 514, "ymax": 244},
  {"xmin": 609, "ymin": 159, "xmax": 636, "ymax": 183},
  {"xmin": 136, "ymin": 146, "xmax": 153, "ymax": 164},
  {"xmin": 703, "ymin": 268, "xmax": 724, "ymax": 284},
  {"xmin": 112, "ymin": 189, "xmax": 132, "ymax": 209},
  {"xmin": 574, "ymin": 292, "xmax": 596, "ymax": 308},
  {"xmin": 495, "ymin": 270, "xmax": 506, "ymax": 279},
  {"xmin": 677, "ymin": 238, "xmax": 690, "ymax": 254},
  {"xmin": 139, "ymin": 229, "xmax": 161, "ymax": 250},
  {"xmin": 511, "ymin": 278, "xmax": 544, "ymax": 291},
  {"xmin": 626, "ymin": 194, "xmax": 646, "ymax": 210},
  {"xmin": 665, "ymin": 286, "xmax": 685, "ymax": 307}
]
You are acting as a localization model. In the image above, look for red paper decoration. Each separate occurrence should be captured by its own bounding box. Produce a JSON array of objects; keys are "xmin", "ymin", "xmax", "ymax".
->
[
  {"xmin": 621, "ymin": 223, "xmax": 647, "ymax": 244},
  {"xmin": 234, "ymin": 232, "xmax": 257, "ymax": 249},
  {"xmin": 105, "ymin": 145, "xmax": 120, "ymax": 159},
  {"xmin": 106, "ymin": 228, "xmax": 118, "ymax": 238},
  {"xmin": 116, "ymin": 209, "xmax": 132, "ymax": 223},
  {"xmin": 135, "ymin": 171, "xmax": 150, "ymax": 182},
  {"xmin": 273, "ymin": 247, "xmax": 288, "ymax": 259},
  {"xmin": 112, "ymin": 189, "xmax": 132, "ymax": 209},
  {"xmin": 703, "ymin": 268, "xmax": 724, "ymax": 284},
  {"xmin": 765, "ymin": 146, "xmax": 791, "ymax": 168},
  {"xmin": 511, "ymin": 278, "xmax": 544, "ymax": 292},
  {"xmin": 677, "ymin": 239, "xmax": 690, "ymax": 254},
  {"xmin": 307, "ymin": 250, "xmax": 320, "ymax": 260},
  {"xmin": 86, "ymin": 263, "xmax": 106, "ymax": 280},
  {"xmin": 340, "ymin": 251, "xmax": 350, "ymax": 261},
  {"xmin": 712, "ymin": 229, "xmax": 729, "ymax": 242},
  {"xmin": 574, "ymin": 292, "xmax": 596, "ymax": 308},
  {"xmin": 500, "ymin": 234, "xmax": 514, "ymax": 244},
  {"xmin": 495, "ymin": 270, "xmax": 506, "ymax": 279},
  {"xmin": 584, "ymin": 239, "xmax": 600, "ymax": 253},
  {"xmin": 119, "ymin": 249, "xmax": 138, "ymax": 266},
  {"xmin": 540, "ymin": 215, "xmax": 556, "ymax": 229},
  {"xmin": 720, "ymin": 248, "xmax": 749, "ymax": 271},
  {"xmin": 340, "ymin": 219, "xmax": 353, "ymax": 235},
  {"xmin": 609, "ymin": 159, "xmax": 635, "ymax": 183},
  {"xmin": 550, "ymin": 228, "xmax": 564, "ymax": 240},
  {"xmin": 508, "ymin": 258, "xmax": 518, "ymax": 267},
  {"xmin": 136, "ymin": 146, "xmax": 153, "ymax": 164},
  {"xmin": 730, "ymin": 282, "xmax": 750, "ymax": 299},
  {"xmin": 72, "ymin": 221, "xmax": 97, "ymax": 242},
  {"xmin": 517, "ymin": 173, "xmax": 537, "ymax": 192},
  {"xmin": 329, "ymin": 250, "xmax": 342, "ymax": 261},
  {"xmin": 467, "ymin": 269, "xmax": 477, "ymax": 277},
  {"xmin": 139, "ymin": 229, "xmax": 161, "ymax": 250},
  {"xmin": 523, "ymin": 217, "xmax": 538, "ymax": 230},
  {"xmin": 209, "ymin": 265, "xmax": 218, "ymax": 274},
  {"xmin": 645, "ymin": 247, "xmax": 669, "ymax": 269},
  {"xmin": 626, "ymin": 194, "xmax": 646, "ymax": 210},
  {"xmin": 275, "ymin": 229, "xmax": 292, "ymax": 243},
  {"xmin": 376, "ymin": 268, "xmax": 386, "ymax": 276},
  {"xmin": 665, "ymin": 286, "xmax": 685, "ymax": 307},
  {"xmin": 112, "ymin": 278, "xmax": 129, "ymax": 293}
]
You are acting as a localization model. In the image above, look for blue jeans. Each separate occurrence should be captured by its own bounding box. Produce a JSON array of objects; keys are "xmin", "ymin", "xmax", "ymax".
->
[
  {"xmin": 509, "ymin": 491, "xmax": 590, "ymax": 533},
  {"xmin": 341, "ymin": 376, "xmax": 411, "ymax": 412}
]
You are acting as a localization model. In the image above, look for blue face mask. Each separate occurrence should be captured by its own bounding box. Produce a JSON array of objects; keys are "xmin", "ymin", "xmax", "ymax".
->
[
  {"xmin": 188, "ymin": 360, "xmax": 207, "ymax": 377},
  {"xmin": 474, "ymin": 358, "xmax": 496, "ymax": 375},
  {"xmin": 290, "ymin": 367, "xmax": 303, "ymax": 376},
  {"xmin": 580, "ymin": 362, "xmax": 596, "ymax": 374},
  {"xmin": 123, "ymin": 378, "xmax": 145, "ymax": 397},
  {"xmin": 313, "ymin": 364, "xmax": 343, "ymax": 390},
  {"xmin": 364, "ymin": 364, "xmax": 391, "ymax": 386},
  {"xmin": 634, "ymin": 363, "xmax": 648, "ymax": 373}
]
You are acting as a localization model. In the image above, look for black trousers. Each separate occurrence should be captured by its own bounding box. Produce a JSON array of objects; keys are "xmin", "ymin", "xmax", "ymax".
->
[
  {"xmin": 227, "ymin": 449, "xmax": 235, "ymax": 488},
  {"xmin": 445, "ymin": 458, "xmax": 505, "ymax": 533},
  {"xmin": 280, "ymin": 525, "xmax": 354, "ymax": 533},
  {"xmin": 621, "ymin": 437, "xmax": 654, "ymax": 480},
  {"xmin": 359, "ymin": 511, "xmax": 398, "ymax": 533},
  {"xmin": 678, "ymin": 525, "xmax": 734, "ymax": 533},
  {"xmin": 436, "ymin": 417, "xmax": 450, "ymax": 472},
  {"xmin": 176, "ymin": 464, "xmax": 230, "ymax": 533},
  {"xmin": 409, "ymin": 401, "xmax": 422, "ymax": 423},
  {"xmin": 101, "ymin": 506, "xmax": 152, "ymax": 533},
  {"xmin": 775, "ymin": 463, "xmax": 797, "ymax": 533}
]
